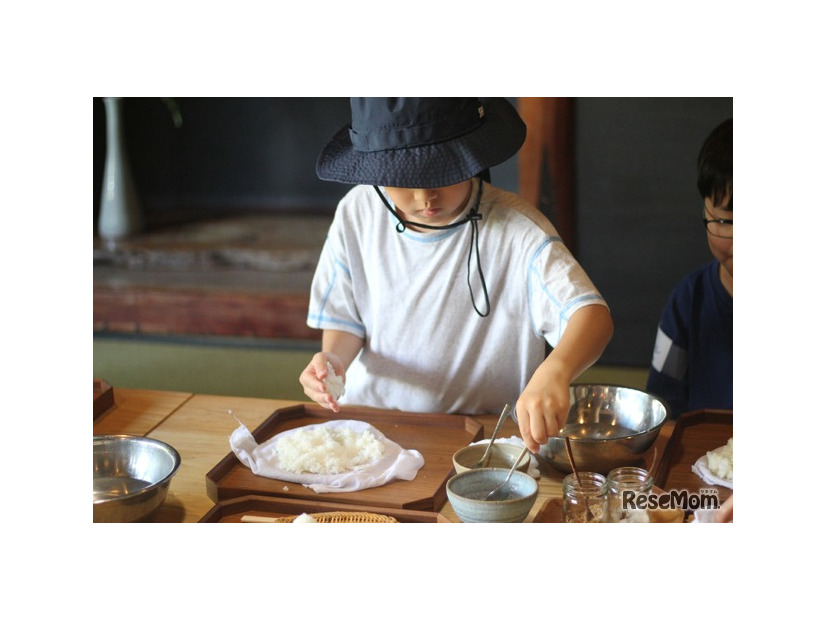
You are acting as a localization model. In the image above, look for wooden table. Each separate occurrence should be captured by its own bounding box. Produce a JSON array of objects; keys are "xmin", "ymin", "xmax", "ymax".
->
[{"xmin": 93, "ymin": 387, "xmax": 682, "ymax": 523}]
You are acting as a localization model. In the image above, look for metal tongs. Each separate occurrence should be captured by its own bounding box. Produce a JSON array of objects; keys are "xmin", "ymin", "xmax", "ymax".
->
[{"xmin": 470, "ymin": 404, "xmax": 511, "ymax": 469}]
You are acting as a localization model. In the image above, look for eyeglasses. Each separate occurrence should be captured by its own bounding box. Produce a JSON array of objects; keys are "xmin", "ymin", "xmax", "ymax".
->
[{"xmin": 702, "ymin": 210, "xmax": 733, "ymax": 239}]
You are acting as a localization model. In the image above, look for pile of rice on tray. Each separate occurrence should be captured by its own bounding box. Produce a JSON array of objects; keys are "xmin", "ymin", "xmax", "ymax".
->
[{"xmin": 276, "ymin": 424, "xmax": 385, "ymax": 475}]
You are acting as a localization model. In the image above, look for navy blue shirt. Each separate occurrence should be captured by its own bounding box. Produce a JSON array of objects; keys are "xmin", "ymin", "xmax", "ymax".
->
[{"xmin": 646, "ymin": 261, "xmax": 733, "ymax": 416}]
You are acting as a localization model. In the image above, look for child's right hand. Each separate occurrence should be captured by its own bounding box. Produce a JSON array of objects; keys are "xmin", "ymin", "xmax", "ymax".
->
[
  {"xmin": 299, "ymin": 352, "xmax": 346, "ymax": 413},
  {"xmin": 713, "ymin": 495, "xmax": 734, "ymax": 523}
]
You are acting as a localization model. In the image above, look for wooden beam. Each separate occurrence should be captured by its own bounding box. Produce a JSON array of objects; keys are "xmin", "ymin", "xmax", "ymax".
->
[
  {"xmin": 518, "ymin": 97, "xmax": 576, "ymax": 253},
  {"xmin": 93, "ymin": 285, "xmax": 320, "ymax": 341}
]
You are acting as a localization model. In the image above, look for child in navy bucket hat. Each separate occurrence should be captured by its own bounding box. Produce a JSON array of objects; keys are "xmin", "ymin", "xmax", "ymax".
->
[{"xmin": 301, "ymin": 98, "xmax": 614, "ymax": 452}]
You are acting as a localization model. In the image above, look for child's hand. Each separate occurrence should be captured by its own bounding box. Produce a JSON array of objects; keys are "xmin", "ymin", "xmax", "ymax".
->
[
  {"xmin": 516, "ymin": 305, "xmax": 613, "ymax": 452},
  {"xmin": 299, "ymin": 353, "xmax": 346, "ymax": 413},
  {"xmin": 515, "ymin": 365, "xmax": 570, "ymax": 453},
  {"xmin": 713, "ymin": 495, "xmax": 734, "ymax": 523}
]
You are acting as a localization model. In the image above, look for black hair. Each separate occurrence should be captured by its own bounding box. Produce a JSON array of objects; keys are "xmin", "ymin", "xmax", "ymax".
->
[{"xmin": 697, "ymin": 117, "xmax": 732, "ymax": 210}]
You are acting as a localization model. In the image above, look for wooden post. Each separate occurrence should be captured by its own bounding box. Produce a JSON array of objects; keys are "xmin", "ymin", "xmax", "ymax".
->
[{"xmin": 517, "ymin": 97, "xmax": 576, "ymax": 253}]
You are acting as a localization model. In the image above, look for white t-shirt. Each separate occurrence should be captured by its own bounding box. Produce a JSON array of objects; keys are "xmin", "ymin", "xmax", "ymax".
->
[{"xmin": 307, "ymin": 179, "xmax": 608, "ymax": 415}]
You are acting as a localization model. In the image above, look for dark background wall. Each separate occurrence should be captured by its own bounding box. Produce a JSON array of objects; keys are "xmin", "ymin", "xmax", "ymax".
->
[
  {"xmin": 92, "ymin": 98, "xmax": 355, "ymax": 224},
  {"xmin": 574, "ymin": 98, "xmax": 733, "ymax": 365},
  {"xmin": 93, "ymin": 97, "xmax": 733, "ymax": 368}
]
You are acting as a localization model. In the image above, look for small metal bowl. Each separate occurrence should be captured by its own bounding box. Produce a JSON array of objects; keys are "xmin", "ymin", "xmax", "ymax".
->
[
  {"xmin": 538, "ymin": 384, "xmax": 669, "ymax": 474},
  {"xmin": 446, "ymin": 468, "xmax": 538, "ymax": 523},
  {"xmin": 93, "ymin": 435, "xmax": 181, "ymax": 523}
]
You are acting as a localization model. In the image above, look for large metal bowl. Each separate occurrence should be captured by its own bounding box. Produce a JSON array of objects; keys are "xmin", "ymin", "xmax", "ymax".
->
[
  {"xmin": 93, "ymin": 435, "xmax": 181, "ymax": 522},
  {"xmin": 538, "ymin": 384, "xmax": 669, "ymax": 475}
]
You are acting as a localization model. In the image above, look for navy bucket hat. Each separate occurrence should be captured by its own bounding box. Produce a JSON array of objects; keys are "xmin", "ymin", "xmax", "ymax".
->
[{"xmin": 316, "ymin": 97, "xmax": 526, "ymax": 188}]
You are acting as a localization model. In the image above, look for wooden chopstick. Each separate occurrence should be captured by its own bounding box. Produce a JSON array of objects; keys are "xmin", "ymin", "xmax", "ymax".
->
[{"xmin": 240, "ymin": 515, "xmax": 279, "ymax": 523}]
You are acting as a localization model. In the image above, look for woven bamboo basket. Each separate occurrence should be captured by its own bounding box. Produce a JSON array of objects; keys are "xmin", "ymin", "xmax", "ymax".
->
[{"xmin": 241, "ymin": 511, "xmax": 398, "ymax": 523}]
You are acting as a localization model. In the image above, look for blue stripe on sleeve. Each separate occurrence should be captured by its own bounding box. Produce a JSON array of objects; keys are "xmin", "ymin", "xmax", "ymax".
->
[
  {"xmin": 309, "ymin": 251, "xmax": 364, "ymax": 336},
  {"xmin": 527, "ymin": 236, "xmax": 604, "ymax": 341}
]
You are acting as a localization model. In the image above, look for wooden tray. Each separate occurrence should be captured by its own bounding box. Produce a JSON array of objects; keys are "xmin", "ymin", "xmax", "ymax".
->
[
  {"xmin": 199, "ymin": 494, "xmax": 451, "ymax": 523},
  {"xmin": 205, "ymin": 404, "xmax": 483, "ymax": 512},
  {"xmin": 533, "ymin": 497, "xmax": 565, "ymax": 523},
  {"xmin": 93, "ymin": 379, "xmax": 114, "ymax": 419},
  {"xmin": 652, "ymin": 409, "xmax": 733, "ymax": 503}
]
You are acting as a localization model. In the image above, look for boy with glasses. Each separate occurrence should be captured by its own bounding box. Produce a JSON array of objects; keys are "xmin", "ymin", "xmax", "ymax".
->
[{"xmin": 646, "ymin": 118, "xmax": 733, "ymax": 416}]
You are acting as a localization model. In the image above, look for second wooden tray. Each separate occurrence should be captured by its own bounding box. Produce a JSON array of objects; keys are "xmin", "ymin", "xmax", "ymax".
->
[
  {"xmin": 652, "ymin": 409, "xmax": 733, "ymax": 504},
  {"xmin": 205, "ymin": 404, "xmax": 484, "ymax": 512}
]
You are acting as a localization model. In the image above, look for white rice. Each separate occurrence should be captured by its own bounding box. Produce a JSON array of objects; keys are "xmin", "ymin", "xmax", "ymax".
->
[
  {"xmin": 706, "ymin": 437, "xmax": 733, "ymax": 481},
  {"xmin": 276, "ymin": 425, "xmax": 385, "ymax": 475},
  {"xmin": 324, "ymin": 361, "xmax": 345, "ymax": 401},
  {"xmin": 293, "ymin": 513, "xmax": 318, "ymax": 523}
]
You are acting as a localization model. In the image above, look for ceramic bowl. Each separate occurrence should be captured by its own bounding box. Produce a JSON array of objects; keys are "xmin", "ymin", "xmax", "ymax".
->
[
  {"xmin": 446, "ymin": 468, "xmax": 538, "ymax": 523},
  {"xmin": 452, "ymin": 442, "xmax": 531, "ymax": 474}
]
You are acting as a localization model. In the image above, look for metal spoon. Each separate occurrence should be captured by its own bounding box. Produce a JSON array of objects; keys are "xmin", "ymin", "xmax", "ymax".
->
[
  {"xmin": 564, "ymin": 436, "xmax": 582, "ymax": 486},
  {"xmin": 564, "ymin": 436, "xmax": 595, "ymax": 522},
  {"xmin": 485, "ymin": 446, "xmax": 529, "ymax": 501},
  {"xmin": 470, "ymin": 404, "xmax": 511, "ymax": 469}
]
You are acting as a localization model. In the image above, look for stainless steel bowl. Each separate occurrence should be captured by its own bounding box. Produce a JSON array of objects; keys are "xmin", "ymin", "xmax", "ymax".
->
[
  {"xmin": 538, "ymin": 384, "xmax": 669, "ymax": 474},
  {"xmin": 93, "ymin": 435, "xmax": 181, "ymax": 522}
]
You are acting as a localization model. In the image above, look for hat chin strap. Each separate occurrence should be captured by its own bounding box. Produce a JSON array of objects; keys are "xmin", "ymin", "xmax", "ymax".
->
[{"xmin": 373, "ymin": 183, "xmax": 490, "ymax": 318}]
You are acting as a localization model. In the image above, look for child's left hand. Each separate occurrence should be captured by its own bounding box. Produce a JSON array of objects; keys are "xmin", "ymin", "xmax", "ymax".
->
[
  {"xmin": 516, "ymin": 304, "xmax": 614, "ymax": 453},
  {"xmin": 515, "ymin": 364, "xmax": 570, "ymax": 453}
]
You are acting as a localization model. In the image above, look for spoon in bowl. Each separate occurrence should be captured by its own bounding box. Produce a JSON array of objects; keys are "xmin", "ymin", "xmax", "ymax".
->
[
  {"xmin": 485, "ymin": 446, "xmax": 529, "ymax": 501},
  {"xmin": 470, "ymin": 403, "xmax": 511, "ymax": 469}
]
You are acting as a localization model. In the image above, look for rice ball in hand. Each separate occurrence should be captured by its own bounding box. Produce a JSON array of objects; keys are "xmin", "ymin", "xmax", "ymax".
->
[{"xmin": 323, "ymin": 361, "xmax": 345, "ymax": 401}]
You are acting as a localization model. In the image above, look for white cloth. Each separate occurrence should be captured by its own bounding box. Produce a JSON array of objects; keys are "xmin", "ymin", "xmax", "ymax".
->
[
  {"xmin": 307, "ymin": 179, "xmax": 609, "ymax": 414},
  {"xmin": 691, "ymin": 454, "xmax": 734, "ymax": 489},
  {"xmin": 692, "ymin": 508, "xmax": 722, "ymax": 523},
  {"xmin": 468, "ymin": 436, "xmax": 541, "ymax": 479},
  {"xmin": 230, "ymin": 419, "xmax": 424, "ymax": 493}
]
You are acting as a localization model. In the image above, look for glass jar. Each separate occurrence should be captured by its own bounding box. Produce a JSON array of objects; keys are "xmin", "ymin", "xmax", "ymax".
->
[
  {"xmin": 605, "ymin": 466, "xmax": 654, "ymax": 523},
  {"xmin": 562, "ymin": 472, "xmax": 607, "ymax": 523}
]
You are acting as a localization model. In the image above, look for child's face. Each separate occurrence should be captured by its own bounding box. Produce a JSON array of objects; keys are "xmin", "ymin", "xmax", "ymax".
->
[
  {"xmin": 705, "ymin": 195, "xmax": 733, "ymax": 289},
  {"xmin": 384, "ymin": 181, "xmax": 472, "ymax": 228}
]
